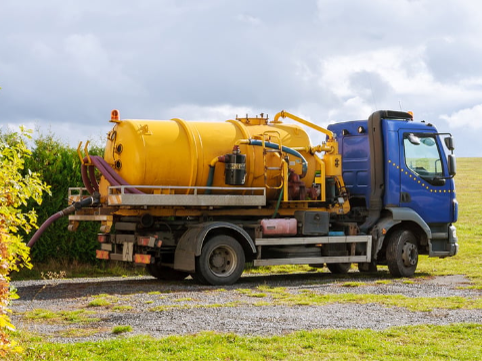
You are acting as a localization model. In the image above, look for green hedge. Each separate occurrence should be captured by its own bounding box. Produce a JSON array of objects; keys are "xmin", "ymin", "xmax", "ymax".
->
[{"xmin": 24, "ymin": 134, "xmax": 104, "ymax": 263}]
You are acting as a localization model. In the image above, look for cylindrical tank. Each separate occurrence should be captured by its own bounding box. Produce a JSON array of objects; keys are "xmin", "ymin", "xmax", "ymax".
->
[{"xmin": 103, "ymin": 116, "xmax": 317, "ymax": 200}]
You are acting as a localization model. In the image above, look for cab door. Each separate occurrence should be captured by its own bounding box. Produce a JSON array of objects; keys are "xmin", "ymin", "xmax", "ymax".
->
[{"xmin": 398, "ymin": 130, "xmax": 454, "ymax": 224}]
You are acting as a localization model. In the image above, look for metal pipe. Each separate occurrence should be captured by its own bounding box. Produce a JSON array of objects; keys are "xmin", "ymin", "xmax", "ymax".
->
[{"xmin": 273, "ymin": 110, "xmax": 335, "ymax": 141}]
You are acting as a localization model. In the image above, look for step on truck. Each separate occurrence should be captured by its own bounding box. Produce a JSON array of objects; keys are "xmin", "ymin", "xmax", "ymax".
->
[{"xmin": 30, "ymin": 109, "xmax": 458, "ymax": 285}]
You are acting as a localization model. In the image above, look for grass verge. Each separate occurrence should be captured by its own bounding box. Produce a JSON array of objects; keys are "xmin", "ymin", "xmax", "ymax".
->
[{"xmin": 9, "ymin": 324, "xmax": 482, "ymax": 360}]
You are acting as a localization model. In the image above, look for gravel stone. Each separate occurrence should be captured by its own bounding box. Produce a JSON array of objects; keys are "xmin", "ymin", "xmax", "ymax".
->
[{"xmin": 11, "ymin": 272, "xmax": 482, "ymax": 343}]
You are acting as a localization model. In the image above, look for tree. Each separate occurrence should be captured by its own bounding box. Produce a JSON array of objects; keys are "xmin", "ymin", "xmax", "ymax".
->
[{"xmin": 0, "ymin": 127, "xmax": 50, "ymax": 356}]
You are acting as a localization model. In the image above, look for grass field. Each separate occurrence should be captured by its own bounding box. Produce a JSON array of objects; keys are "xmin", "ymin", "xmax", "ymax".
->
[
  {"xmin": 8, "ymin": 157, "xmax": 482, "ymax": 360},
  {"xmin": 418, "ymin": 157, "xmax": 482, "ymax": 286}
]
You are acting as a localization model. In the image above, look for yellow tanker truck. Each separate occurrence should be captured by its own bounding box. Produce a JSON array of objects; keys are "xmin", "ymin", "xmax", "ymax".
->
[{"xmin": 29, "ymin": 109, "xmax": 458, "ymax": 285}]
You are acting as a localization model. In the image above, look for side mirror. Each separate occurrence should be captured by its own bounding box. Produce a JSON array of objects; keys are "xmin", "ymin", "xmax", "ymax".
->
[
  {"xmin": 444, "ymin": 136, "xmax": 455, "ymax": 151},
  {"xmin": 448, "ymin": 154, "xmax": 456, "ymax": 176},
  {"xmin": 408, "ymin": 133, "xmax": 420, "ymax": 145}
]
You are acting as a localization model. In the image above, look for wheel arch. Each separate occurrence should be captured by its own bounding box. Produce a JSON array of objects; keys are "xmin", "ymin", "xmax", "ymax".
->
[
  {"xmin": 174, "ymin": 222, "xmax": 256, "ymax": 273},
  {"xmin": 374, "ymin": 207, "xmax": 431, "ymax": 259}
]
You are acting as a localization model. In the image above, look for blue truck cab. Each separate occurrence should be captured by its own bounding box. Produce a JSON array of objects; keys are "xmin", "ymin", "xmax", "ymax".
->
[{"xmin": 328, "ymin": 110, "xmax": 458, "ymax": 276}]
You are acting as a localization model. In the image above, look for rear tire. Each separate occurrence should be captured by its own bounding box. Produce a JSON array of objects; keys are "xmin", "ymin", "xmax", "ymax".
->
[
  {"xmin": 190, "ymin": 272, "xmax": 208, "ymax": 285},
  {"xmin": 358, "ymin": 262, "xmax": 378, "ymax": 273},
  {"xmin": 386, "ymin": 229, "xmax": 418, "ymax": 277},
  {"xmin": 146, "ymin": 263, "xmax": 189, "ymax": 281},
  {"xmin": 327, "ymin": 263, "xmax": 351, "ymax": 274},
  {"xmin": 195, "ymin": 235, "xmax": 245, "ymax": 285}
]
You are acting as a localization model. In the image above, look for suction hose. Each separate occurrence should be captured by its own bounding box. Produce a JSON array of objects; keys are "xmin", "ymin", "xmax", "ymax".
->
[
  {"xmin": 82, "ymin": 156, "xmax": 144, "ymax": 195},
  {"xmin": 30, "ymin": 153, "xmax": 144, "ymax": 248},
  {"xmin": 27, "ymin": 192, "xmax": 100, "ymax": 248}
]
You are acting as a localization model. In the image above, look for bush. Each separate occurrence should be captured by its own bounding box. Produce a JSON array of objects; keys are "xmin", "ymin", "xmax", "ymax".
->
[
  {"xmin": 23, "ymin": 133, "xmax": 104, "ymax": 263},
  {"xmin": 0, "ymin": 127, "xmax": 50, "ymax": 356}
]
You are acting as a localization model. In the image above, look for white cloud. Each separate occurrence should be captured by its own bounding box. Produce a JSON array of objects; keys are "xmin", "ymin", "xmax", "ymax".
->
[
  {"xmin": 441, "ymin": 105, "xmax": 482, "ymax": 129},
  {"xmin": 237, "ymin": 13, "xmax": 261, "ymax": 25},
  {"xmin": 1, "ymin": 0, "xmax": 482, "ymax": 156},
  {"xmin": 163, "ymin": 104, "xmax": 258, "ymax": 122}
]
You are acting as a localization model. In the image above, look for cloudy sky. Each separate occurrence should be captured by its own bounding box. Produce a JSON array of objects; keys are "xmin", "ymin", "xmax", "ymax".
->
[{"xmin": 1, "ymin": 0, "xmax": 481, "ymax": 156}]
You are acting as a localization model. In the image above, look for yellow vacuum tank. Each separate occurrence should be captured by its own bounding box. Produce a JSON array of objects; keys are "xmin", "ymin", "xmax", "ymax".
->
[{"xmin": 103, "ymin": 111, "xmax": 317, "ymax": 199}]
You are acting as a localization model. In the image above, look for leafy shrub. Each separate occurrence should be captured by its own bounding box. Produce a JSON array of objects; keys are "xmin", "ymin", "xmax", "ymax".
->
[
  {"xmin": 23, "ymin": 133, "xmax": 104, "ymax": 263},
  {"xmin": 0, "ymin": 127, "xmax": 50, "ymax": 356}
]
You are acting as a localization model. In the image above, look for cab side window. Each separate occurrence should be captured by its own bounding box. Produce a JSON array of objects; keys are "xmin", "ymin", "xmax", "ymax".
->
[{"xmin": 404, "ymin": 133, "xmax": 444, "ymax": 185}]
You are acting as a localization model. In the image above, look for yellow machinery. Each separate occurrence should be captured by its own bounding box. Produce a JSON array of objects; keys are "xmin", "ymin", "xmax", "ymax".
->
[
  {"xmin": 60, "ymin": 109, "xmax": 370, "ymax": 286},
  {"xmin": 87, "ymin": 109, "xmax": 348, "ymax": 214}
]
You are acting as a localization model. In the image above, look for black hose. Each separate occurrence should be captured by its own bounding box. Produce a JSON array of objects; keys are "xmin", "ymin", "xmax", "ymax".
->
[
  {"xmin": 27, "ymin": 193, "xmax": 100, "ymax": 248},
  {"xmin": 27, "ymin": 211, "xmax": 65, "ymax": 248}
]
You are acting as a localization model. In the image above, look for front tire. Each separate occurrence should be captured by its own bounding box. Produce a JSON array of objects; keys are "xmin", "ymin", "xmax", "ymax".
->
[
  {"xmin": 386, "ymin": 229, "xmax": 418, "ymax": 277},
  {"xmin": 195, "ymin": 235, "xmax": 245, "ymax": 285}
]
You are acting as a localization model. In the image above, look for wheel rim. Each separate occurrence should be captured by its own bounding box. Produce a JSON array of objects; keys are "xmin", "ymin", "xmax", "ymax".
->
[
  {"xmin": 402, "ymin": 242, "xmax": 418, "ymax": 267},
  {"xmin": 208, "ymin": 244, "xmax": 238, "ymax": 278}
]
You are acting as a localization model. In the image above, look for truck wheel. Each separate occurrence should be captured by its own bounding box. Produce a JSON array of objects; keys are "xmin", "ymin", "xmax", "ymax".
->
[
  {"xmin": 358, "ymin": 262, "xmax": 377, "ymax": 273},
  {"xmin": 386, "ymin": 229, "xmax": 418, "ymax": 277},
  {"xmin": 146, "ymin": 263, "xmax": 189, "ymax": 281},
  {"xmin": 327, "ymin": 263, "xmax": 351, "ymax": 274},
  {"xmin": 308, "ymin": 263, "xmax": 325, "ymax": 269},
  {"xmin": 190, "ymin": 272, "xmax": 208, "ymax": 285},
  {"xmin": 196, "ymin": 235, "xmax": 245, "ymax": 285}
]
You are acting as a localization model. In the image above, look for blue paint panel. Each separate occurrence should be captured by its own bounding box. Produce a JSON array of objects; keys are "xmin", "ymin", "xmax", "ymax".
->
[
  {"xmin": 329, "ymin": 117, "xmax": 457, "ymax": 225},
  {"xmin": 328, "ymin": 121, "xmax": 371, "ymax": 206}
]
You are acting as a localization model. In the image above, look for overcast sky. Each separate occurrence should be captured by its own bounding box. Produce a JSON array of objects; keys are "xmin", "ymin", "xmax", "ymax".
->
[{"xmin": 1, "ymin": 0, "xmax": 481, "ymax": 156}]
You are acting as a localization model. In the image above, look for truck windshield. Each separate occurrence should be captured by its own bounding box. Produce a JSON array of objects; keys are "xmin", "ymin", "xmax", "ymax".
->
[{"xmin": 404, "ymin": 134, "xmax": 444, "ymax": 183}]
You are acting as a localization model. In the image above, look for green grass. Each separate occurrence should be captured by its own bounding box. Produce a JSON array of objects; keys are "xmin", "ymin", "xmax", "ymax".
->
[
  {"xmin": 24, "ymin": 309, "xmax": 100, "ymax": 324},
  {"xmin": 374, "ymin": 280, "xmax": 393, "ymax": 285},
  {"xmin": 111, "ymin": 325, "xmax": 132, "ymax": 334},
  {"xmin": 418, "ymin": 158, "xmax": 482, "ymax": 287},
  {"xmin": 9, "ymin": 324, "xmax": 482, "ymax": 360},
  {"xmin": 236, "ymin": 288, "xmax": 268, "ymax": 297},
  {"xmin": 87, "ymin": 298, "xmax": 111, "ymax": 307},
  {"xmin": 340, "ymin": 281, "xmax": 366, "ymax": 287},
  {"xmin": 11, "ymin": 259, "xmax": 147, "ymax": 281},
  {"xmin": 56, "ymin": 328, "xmax": 102, "ymax": 338}
]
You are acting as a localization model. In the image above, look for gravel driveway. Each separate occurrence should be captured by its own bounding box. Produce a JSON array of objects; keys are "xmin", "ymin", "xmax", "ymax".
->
[{"xmin": 10, "ymin": 272, "xmax": 482, "ymax": 343}]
